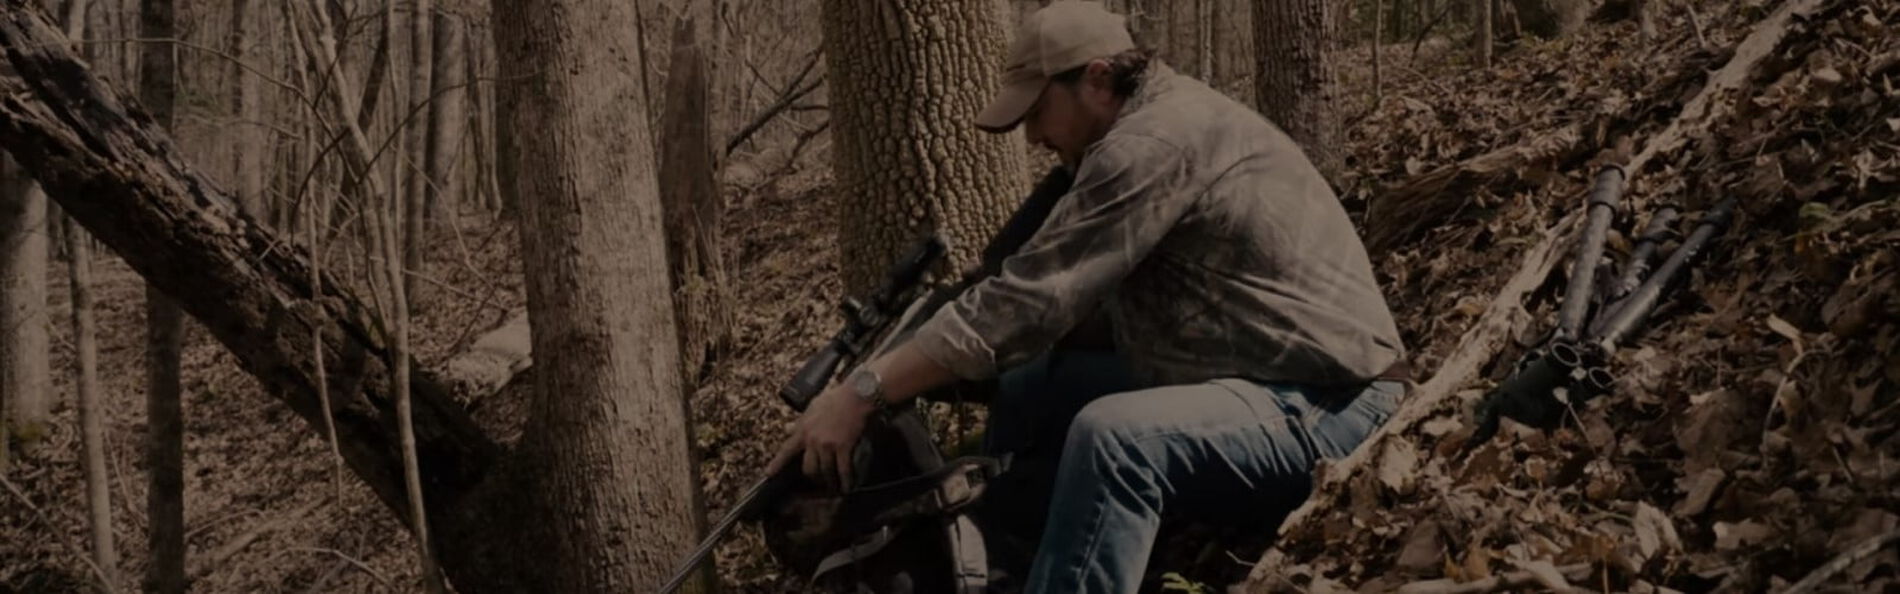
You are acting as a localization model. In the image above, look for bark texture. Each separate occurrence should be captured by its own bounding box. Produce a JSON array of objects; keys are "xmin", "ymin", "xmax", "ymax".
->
[
  {"xmin": 0, "ymin": 152, "xmax": 50, "ymax": 462},
  {"xmin": 489, "ymin": 0, "xmax": 707, "ymax": 589},
  {"xmin": 136, "ymin": 0, "xmax": 186, "ymax": 589},
  {"xmin": 1253, "ymin": 0, "xmax": 1341, "ymax": 184},
  {"xmin": 225, "ymin": 0, "xmax": 264, "ymax": 218},
  {"xmin": 402, "ymin": 0, "xmax": 434, "ymax": 302},
  {"xmin": 424, "ymin": 11, "xmax": 466, "ymax": 219},
  {"xmin": 66, "ymin": 218, "xmax": 117, "ymax": 590},
  {"xmin": 820, "ymin": 0, "xmax": 1027, "ymax": 294},
  {"xmin": 658, "ymin": 21, "xmax": 730, "ymax": 388}
]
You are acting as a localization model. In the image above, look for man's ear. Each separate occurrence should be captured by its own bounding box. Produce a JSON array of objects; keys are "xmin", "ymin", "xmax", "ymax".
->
[{"xmin": 1084, "ymin": 59, "xmax": 1114, "ymax": 93}]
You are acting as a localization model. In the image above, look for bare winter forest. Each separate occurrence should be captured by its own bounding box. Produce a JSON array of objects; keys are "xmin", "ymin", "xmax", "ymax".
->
[{"xmin": 1, "ymin": 0, "xmax": 1896, "ymax": 592}]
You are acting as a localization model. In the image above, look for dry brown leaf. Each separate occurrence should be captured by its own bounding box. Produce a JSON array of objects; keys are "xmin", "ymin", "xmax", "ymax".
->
[
  {"xmin": 1506, "ymin": 558, "xmax": 1575, "ymax": 592},
  {"xmin": 1379, "ymin": 439, "xmax": 1421, "ymax": 494},
  {"xmin": 1767, "ymin": 315, "xmax": 1805, "ymax": 355},
  {"xmin": 1632, "ymin": 503, "xmax": 1682, "ymax": 564},
  {"xmin": 1396, "ymin": 521, "xmax": 1446, "ymax": 572},
  {"xmin": 1675, "ymin": 468, "xmax": 1728, "ymax": 517},
  {"xmin": 1714, "ymin": 520, "xmax": 1775, "ymax": 551}
]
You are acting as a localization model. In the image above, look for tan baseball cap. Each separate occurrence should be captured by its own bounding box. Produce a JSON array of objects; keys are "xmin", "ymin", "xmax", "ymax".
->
[{"xmin": 974, "ymin": 1, "xmax": 1135, "ymax": 133}]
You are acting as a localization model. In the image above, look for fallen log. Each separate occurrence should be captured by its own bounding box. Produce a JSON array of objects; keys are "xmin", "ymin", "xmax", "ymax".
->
[
  {"xmin": 1365, "ymin": 125, "xmax": 1582, "ymax": 253},
  {"xmin": 1246, "ymin": 0, "xmax": 1831, "ymax": 589}
]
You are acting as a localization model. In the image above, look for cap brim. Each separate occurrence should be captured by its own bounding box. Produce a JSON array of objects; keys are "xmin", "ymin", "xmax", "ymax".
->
[{"xmin": 974, "ymin": 75, "xmax": 1045, "ymax": 133}]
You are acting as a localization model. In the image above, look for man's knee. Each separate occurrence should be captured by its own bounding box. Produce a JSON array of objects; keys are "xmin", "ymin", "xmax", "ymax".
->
[{"xmin": 1062, "ymin": 391, "xmax": 1156, "ymax": 461}]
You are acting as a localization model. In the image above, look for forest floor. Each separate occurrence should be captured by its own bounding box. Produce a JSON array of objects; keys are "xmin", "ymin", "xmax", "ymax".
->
[{"xmin": 3, "ymin": 0, "xmax": 1896, "ymax": 591}]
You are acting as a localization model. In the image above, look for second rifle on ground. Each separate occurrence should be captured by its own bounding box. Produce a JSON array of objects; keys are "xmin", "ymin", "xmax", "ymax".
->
[{"xmin": 1467, "ymin": 164, "xmax": 1738, "ymax": 448}]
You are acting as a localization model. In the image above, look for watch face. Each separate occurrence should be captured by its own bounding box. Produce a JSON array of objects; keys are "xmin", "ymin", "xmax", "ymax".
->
[{"xmin": 850, "ymin": 370, "xmax": 879, "ymax": 399}]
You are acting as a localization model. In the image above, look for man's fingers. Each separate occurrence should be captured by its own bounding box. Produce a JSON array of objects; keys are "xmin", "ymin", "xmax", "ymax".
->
[
  {"xmin": 833, "ymin": 446, "xmax": 854, "ymax": 493},
  {"xmin": 801, "ymin": 444, "xmax": 820, "ymax": 484}
]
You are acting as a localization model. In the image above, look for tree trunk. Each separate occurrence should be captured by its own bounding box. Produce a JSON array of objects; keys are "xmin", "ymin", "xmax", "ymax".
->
[
  {"xmin": 1511, "ymin": 0, "xmax": 1587, "ymax": 38},
  {"xmin": 820, "ymin": 0, "xmax": 1027, "ymax": 294},
  {"xmin": 1479, "ymin": 0, "xmax": 1493, "ymax": 67},
  {"xmin": 0, "ymin": 152, "xmax": 50, "ymax": 467},
  {"xmin": 658, "ymin": 20, "xmax": 731, "ymax": 391},
  {"xmin": 402, "ymin": 0, "xmax": 434, "ymax": 303},
  {"xmin": 487, "ymin": 0, "xmax": 708, "ymax": 589},
  {"xmin": 423, "ymin": 11, "xmax": 465, "ymax": 219},
  {"xmin": 66, "ymin": 217, "xmax": 118, "ymax": 591},
  {"xmin": 226, "ymin": 0, "xmax": 264, "ymax": 218},
  {"xmin": 464, "ymin": 21, "xmax": 501, "ymax": 212},
  {"xmin": 654, "ymin": 25, "xmax": 722, "ymax": 588},
  {"xmin": 1373, "ymin": 0, "xmax": 1385, "ymax": 101},
  {"xmin": 135, "ymin": 0, "xmax": 186, "ymax": 590},
  {"xmin": 3, "ymin": 3, "xmax": 721, "ymax": 590},
  {"xmin": 1254, "ymin": 0, "xmax": 1341, "ymax": 184}
]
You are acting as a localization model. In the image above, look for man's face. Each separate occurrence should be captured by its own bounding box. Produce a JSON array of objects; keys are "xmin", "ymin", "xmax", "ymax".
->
[{"xmin": 1022, "ymin": 61, "xmax": 1122, "ymax": 169}]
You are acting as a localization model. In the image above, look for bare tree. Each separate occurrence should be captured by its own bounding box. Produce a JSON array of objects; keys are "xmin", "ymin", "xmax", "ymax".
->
[
  {"xmin": 225, "ymin": 0, "xmax": 265, "ymax": 218},
  {"xmin": 1254, "ymin": 0, "xmax": 1341, "ymax": 183},
  {"xmin": 491, "ymin": 0, "xmax": 709, "ymax": 588},
  {"xmin": 423, "ymin": 11, "xmax": 466, "ymax": 220},
  {"xmin": 0, "ymin": 0, "xmax": 720, "ymax": 589},
  {"xmin": 1479, "ymin": 0, "xmax": 1494, "ymax": 67},
  {"xmin": 136, "ymin": 0, "xmax": 186, "ymax": 590},
  {"xmin": 401, "ymin": 0, "xmax": 435, "ymax": 302},
  {"xmin": 0, "ymin": 152, "xmax": 50, "ymax": 469},
  {"xmin": 66, "ymin": 216, "xmax": 117, "ymax": 592},
  {"xmin": 1, "ymin": 152, "xmax": 50, "ymax": 459},
  {"xmin": 54, "ymin": 0, "xmax": 114, "ymax": 587},
  {"xmin": 819, "ymin": 0, "xmax": 1027, "ymax": 293},
  {"xmin": 658, "ymin": 19, "xmax": 731, "ymax": 390}
]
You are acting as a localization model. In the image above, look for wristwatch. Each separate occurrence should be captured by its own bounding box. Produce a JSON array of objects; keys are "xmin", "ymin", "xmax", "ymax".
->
[{"xmin": 846, "ymin": 367, "xmax": 888, "ymax": 412}]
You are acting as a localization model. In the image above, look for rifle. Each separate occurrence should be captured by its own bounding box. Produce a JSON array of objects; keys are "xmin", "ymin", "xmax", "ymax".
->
[
  {"xmin": 660, "ymin": 166, "xmax": 1080, "ymax": 592},
  {"xmin": 1466, "ymin": 163, "xmax": 1737, "ymax": 449}
]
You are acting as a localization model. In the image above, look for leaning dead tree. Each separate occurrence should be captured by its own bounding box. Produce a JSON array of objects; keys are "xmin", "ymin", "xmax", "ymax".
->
[
  {"xmin": 0, "ymin": 0, "xmax": 505, "ymax": 583},
  {"xmin": 1, "ymin": 1, "xmax": 710, "ymax": 590}
]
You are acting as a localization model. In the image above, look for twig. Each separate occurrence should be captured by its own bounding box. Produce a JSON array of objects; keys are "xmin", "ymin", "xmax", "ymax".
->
[
  {"xmin": 1779, "ymin": 528, "xmax": 1900, "ymax": 594},
  {"xmin": 1684, "ymin": 3, "xmax": 1710, "ymax": 50},
  {"xmin": 189, "ymin": 500, "xmax": 325, "ymax": 581},
  {"xmin": 0, "ymin": 474, "xmax": 121, "ymax": 594},
  {"xmin": 1408, "ymin": 1, "xmax": 1457, "ymax": 64},
  {"xmin": 723, "ymin": 50, "xmax": 824, "ymax": 157}
]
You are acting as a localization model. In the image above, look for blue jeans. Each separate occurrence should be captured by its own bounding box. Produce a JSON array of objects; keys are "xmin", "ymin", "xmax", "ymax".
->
[{"xmin": 979, "ymin": 351, "xmax": 1400, "ymax": 593}]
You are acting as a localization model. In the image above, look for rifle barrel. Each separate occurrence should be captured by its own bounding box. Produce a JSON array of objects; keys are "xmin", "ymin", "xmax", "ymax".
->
[
  {"xmin": 658, "ymin": 471, "xmax": 795, "ymax": 594},
  {"xmin": 1557, "ymin": 166, "xmax": 1626, "ymax": 339},
  {"xmin": 1592, "ymin": 199, "xmax": 1736, "ymax": 350}
]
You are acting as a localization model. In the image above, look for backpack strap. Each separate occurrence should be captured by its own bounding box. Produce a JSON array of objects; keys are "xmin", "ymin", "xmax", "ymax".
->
[
  {"xmin": 808, "ymin": 524, "xmax": 902, "ymax": 586},
  {"xmin": 945, "ymin": 514, "xmax": 990, "ymax": 593},
  {"xmin": 839, "ymin": 455, "xmax": 1007, "ymax": 534}
]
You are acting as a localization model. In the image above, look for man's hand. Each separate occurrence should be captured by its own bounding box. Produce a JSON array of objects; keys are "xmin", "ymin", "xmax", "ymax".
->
[
  {"xmin": 763, "ymin": 343, "xmax": 959, "ymax": 491},
  {"xmin": 766, "ymin": 383, "xmax": 878, "ymax": 492}
]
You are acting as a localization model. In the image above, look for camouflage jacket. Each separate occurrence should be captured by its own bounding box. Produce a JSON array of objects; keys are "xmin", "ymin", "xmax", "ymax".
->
[{"xmin": 913, "ymin": 62, "xmax": 1405, "ymax": 388}]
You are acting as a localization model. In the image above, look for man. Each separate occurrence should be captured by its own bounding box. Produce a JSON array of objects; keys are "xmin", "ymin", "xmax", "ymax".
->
[{"xmin": 768, "ymin": 2, "xmax": 1407, "ymax": 592}]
